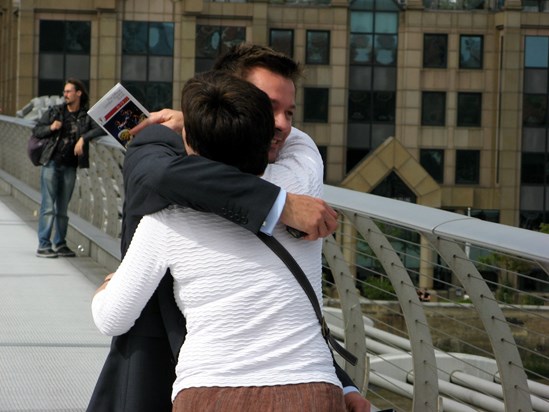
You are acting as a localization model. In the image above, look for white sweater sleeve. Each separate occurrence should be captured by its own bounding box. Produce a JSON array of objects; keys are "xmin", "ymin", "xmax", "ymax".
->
[
  {"xmin": 262, "ymin": 127, "xmax": 324, "ymax": 198},
  {"xmin": 92, "ymin": 212, "xmax": 170, "ymax": 336}
]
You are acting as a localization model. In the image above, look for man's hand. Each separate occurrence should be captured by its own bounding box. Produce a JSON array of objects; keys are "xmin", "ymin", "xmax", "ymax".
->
[
  {"xmin": 94, "ymin": 273, "xmax": 114, "ymax": 296},
  {"xmin": 280, "ymin": 193, "xmax": 338, "ymax": 241},
  {"xmin": 74, "ymin": 137, "xmax": 85, "ymax": 156},
  {"xmin": 50, "ymin": 120, "xmax": 62, "ymax": 131},
  {"xmin": 130, "ymin": 109, "xmax": 183, "ymax": 136},
  {"xmin": 344, "ymin": 391, "xmax": 371, "ymax": 412}
]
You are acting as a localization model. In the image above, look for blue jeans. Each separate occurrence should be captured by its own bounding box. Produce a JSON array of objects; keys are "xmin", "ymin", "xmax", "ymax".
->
[{"xmin": 37, "ymin": 160, "xmax": 77, "ymax": 250}]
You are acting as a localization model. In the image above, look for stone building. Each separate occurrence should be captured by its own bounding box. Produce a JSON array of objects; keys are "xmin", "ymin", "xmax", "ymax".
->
[{"xmin": 1, "ymin": 0, "xmax": 548, "ymax": 235}]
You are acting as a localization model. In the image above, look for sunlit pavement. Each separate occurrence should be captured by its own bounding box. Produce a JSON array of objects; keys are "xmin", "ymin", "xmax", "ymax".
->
[{"xmin": 0, "ymin": 193, "xmax": 110, "ymax": 412}]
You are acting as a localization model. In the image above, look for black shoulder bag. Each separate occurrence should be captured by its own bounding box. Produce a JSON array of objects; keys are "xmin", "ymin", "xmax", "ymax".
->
[{"xmin": 257, "ymin": 232, "xmax": 358, "ymax": 366}]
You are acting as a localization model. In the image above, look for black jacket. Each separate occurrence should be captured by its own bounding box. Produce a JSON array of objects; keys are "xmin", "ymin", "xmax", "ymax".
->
[{"xmin": 32, "ymin": 103, "xmax": 103, "ymax": 168}]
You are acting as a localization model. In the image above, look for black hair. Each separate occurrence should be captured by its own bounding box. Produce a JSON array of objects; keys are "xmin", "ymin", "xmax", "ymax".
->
[
  {"xmin": 65, "ymin": 78, "xmax": 89, "ymax": 109},
  {"xmin": 181, "ymin": 71, "xmax": 274, "ymax": 175}
]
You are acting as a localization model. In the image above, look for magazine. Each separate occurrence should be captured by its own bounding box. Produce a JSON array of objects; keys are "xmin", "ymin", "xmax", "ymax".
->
[{"xmin": 87, "ymin": 83, "xmax": 149, "ymax": 147}]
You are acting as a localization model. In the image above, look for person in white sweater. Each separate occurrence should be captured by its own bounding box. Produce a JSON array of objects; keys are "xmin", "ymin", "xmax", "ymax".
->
[{"xmin": 92, "ymin": 71, "xmax": 346, "ymax": 411}]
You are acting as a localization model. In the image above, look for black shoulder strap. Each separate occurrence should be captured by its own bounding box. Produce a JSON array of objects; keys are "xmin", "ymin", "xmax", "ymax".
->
[{"xmin": 257, "ymin": 232, "xmax": 358, "ymax": 366}]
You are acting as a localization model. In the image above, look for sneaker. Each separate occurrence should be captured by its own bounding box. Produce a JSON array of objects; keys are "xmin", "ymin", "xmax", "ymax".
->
[
  {"xmin": 53, "ymin": 245, "xmax": 76, "ymax": 257},
  {"xmin": 36, "ymin": 248, "xmax": 58, "ymax": 258}
]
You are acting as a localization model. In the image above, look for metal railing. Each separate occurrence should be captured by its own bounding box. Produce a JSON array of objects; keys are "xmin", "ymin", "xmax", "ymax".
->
[{"xmin": 1, "ymin": 115, "xmax": 548, "ymax": 411}]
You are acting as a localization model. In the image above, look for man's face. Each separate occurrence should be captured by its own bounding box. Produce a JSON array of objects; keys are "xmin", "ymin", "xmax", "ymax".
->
[
  {"xmin": 63, "ymin": 84, "xmax": 81, "ymax": 107},
  {"xmin": 245, "ymin": 67, "xmax": 296, "ymax": 162}
]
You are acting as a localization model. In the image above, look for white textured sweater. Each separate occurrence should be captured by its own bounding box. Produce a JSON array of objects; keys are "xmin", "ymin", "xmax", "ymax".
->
[{"xmin": 92, "ymin": 128, "xmax": 341, "ymax": 400}]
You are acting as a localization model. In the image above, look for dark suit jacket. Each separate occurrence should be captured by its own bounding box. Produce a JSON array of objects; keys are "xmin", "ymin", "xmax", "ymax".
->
[{"xmin": 87, "ymin": 125, "xmax": 355, "ymax": 411}]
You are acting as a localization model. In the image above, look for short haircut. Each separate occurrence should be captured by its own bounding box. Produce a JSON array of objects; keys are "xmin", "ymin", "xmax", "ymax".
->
[
  {"xmin": 65, "ymin": 78, "xmax": 89, "ymax": 108},
  {"xmin": 181, "ymin": 71, "xmax": 274, "ymax": 176},
  {"xmin": 213, "ymin": 43, "xmax": 303, "ymax": 85}
]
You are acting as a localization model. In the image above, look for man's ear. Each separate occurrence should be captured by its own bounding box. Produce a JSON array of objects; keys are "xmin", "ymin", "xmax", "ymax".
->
[{"xmin": 182, "ymin": 129, "xmax": 195, "ymax": 155}]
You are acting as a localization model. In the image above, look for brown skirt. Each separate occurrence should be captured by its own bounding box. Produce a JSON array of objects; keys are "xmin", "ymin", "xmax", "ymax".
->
[{"xmin": 172, "ymin": 382, "xmax": 346, "ymax": 412}]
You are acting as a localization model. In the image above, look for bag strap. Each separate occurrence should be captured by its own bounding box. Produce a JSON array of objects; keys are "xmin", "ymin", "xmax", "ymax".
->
[{"xmin": 257, "ymin": 232, "xmax": 358, "ymax": 366}]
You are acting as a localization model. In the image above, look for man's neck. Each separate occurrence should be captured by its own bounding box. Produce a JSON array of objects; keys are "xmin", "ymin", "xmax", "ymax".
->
[{"xmin": 66, "ymin": 102, "xmax": 80, "ymax": 113}]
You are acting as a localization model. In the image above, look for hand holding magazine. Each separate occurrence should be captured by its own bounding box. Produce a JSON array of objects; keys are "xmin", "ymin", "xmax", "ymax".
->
[{"xmin": 87, "ymin": 83, "xmax": 149, "ymax": 148}]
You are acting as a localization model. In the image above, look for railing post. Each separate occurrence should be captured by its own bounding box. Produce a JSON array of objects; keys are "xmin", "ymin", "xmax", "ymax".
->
[
  {"xmin": 323, "ymin": 235, "xmax": 368, "ymax": 391},
  {"xmin": 350, "ymin": 213, "xmax": 440, "ymax": 412},
  {"xmin": 425, "ymin": 234, "xmax": 533, "ymax": 412}
]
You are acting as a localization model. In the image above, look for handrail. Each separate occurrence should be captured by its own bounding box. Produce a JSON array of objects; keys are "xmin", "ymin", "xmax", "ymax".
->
[
  {"xmin": 2, "ymin": 115, "xmax": 548, "ymax": 411},
  {"xmin": 323, "ymin": 185, "xmax": 549, "ymax": 264}
]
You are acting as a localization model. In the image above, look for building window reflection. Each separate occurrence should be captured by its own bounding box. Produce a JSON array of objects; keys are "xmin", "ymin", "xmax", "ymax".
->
[
  {"xmin": 306, "ymin": 30, "xmax": 330, "ymax": 65},
  {"xmin": 122, "ymin": 21, "xmax": 174, "ymax": 111},
  {"xmin": 455, "ymin": 150, "xmax": 480, "ymax": 185},
  {"xmin": 38, "ymin": 20, "xmax": 91, "ymax": 96},
  {"xmin": 269, "ymin": 29, "xmax": 294, "ymax": 58},
  {"xmin": 346, "ymin": 5, "xmax": 398, "ymax": 173},
  {"xmin": 421, "ymin": 92, "xmax": 446, "ymax": 126},
  {"xmin": 304, "ymin": 88, "xmax": 329, "ymax": 123},
  {"xmin": 423, "ymin": 33, "xmax": 448, "ymax": 68},
  {"xmin": 457, "ymin": 92, "xmax": 482, "ymax": 127},
  {"xmin": 459, "ymin": 35, "xmax": 483, "ymax": 69},
  {"xmin": 420, "ymin": 149, "xmax": 444, "ymax": 183},
  {"xmin": 195, "ymin": 25, "xmax": 246, "ymax": 73}
]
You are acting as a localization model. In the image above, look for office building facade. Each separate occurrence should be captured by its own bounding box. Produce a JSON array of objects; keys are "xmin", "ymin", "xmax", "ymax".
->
[{"xmin": 1, "ymin": 0, "xmax": 548, "ymax": 231}]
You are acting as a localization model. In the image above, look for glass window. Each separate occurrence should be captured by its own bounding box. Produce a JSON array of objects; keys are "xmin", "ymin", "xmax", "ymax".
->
[
  {"xmin": 470, "ymin": 209, "xmax": 500, "ymax": 223},
  {"xmin": 374, "ymin": 34, "xmax": 397, "ymax": 66},
  {"xmin": 65, "ymin": 55, "xmax": 91, "ymax": 81},
  {"xmin": 149, "ymin": 23, "xmax": 174, "ymax": 56},
  {"xmin": 374, "ymin": 12, "xmax": 398, "ymax": 34},
  {"xmin": 347, "ymin": 148, "xmax": 370, "ymax": 173},
  {"xmin": 372, "ymin": 171, "xmax": 417, "ymax": 202},
  {"xmin": 525, "ymin": 36, "xmax": 549, "ymax": 68},
  {"xmin": 520, "ymin": 210, "xmax": 545, "ymax": 230},
  {"xmin": 347, "ymin": 123, "xmax": 371, "ymax": 148},
  {"xmin": 350, "ymin": 11, "xmax": 373, "ymax": 33},
  {"xmin": 522, "ymin": 128, "xmax": 547, "ymax": 152},
  {"xmin": 420, "ymin": 149, "xmax": 444, "ymax": 183},
  {"xmin": 423, "ymin": 34, "xmax": 448, "ymax": 68},
  {"xmin": 421, "ymin": 92, "xmax": 446, "ymax": 126},
  {"xmin": 65, "ymin": 21, "xmax": 91, "ymax": 53},
  {"xmin": 39, "ymin": 21, "xmax": 65, "ymax": 52},
  {"xmin": 303, "ymin": 88, "xmax": 329, "ymax": 123},
  {"xmin": 457, "ymin": 92, "xmax": 482, "ymax": 127},
  {"xmin": 373, "ymin": 91, "xmax": 395, "ymax": 122},
  {"xmin": 122, "ymin": 21, "xmax": 174, "ymax": 111},
  {"xmin": 349, "ymin": 66, "xmax": 372, "ymax": 90},
  {"xmin": 523, "ymin": 94, "xmax": 548, "ymax": 126},
  {"xmin": 122, "ymin": 22, "xmax": 148, "ymax": 54},
  {"xmin": 269, "ymin": 29, "xmax": 294, "ymax": 57},
  {"xmin": 455, "ymin": 150, "xmax": 480, "ymax": 184},
  {"xmin": 195, "ymin": 25, "xmax": 246, "ymax": 72},
  {"xmin": 350, "ymin": 34, "xmax": 373, "ymax": 65},
  {"xmin": 521, "ymin": 153, "xmax": 546, "ymax": 184},
  {"xmin": 148, "ymin": 56, "xmax": 174, "ymax": 82},
  {"xmin": 459, "ymin": 35, "xmax": 483, "ymax": 69},
  {"xmin": 521, "ymin": 186, "xmax": 545, "ymax": 210},
  {"xmin": 39, "ymin": 54, "xmax": 64, "ymax": 79},
  {"xmin": 38, "ymin": 20, "xmax": 91, "ymax": 96},
  {"xmin": 524, "ymin": 69, "xmax": 548, "ymax": 94},
  {"xmin": 347, "ymin": 102, "xmax": 368, "ymax": 126},
  {"xmin": 306, "ymin": 30, "xmax": 330, "ymax": 65},
  {"xmin": 373, "ymin": 67, "xmax": 396, "ymax": 91},
  {"xmin": 123, "ymin": 81, "xmax": 172, "ymax": 113},
  {"xmin": 371, "ymin": 124, "xmax": 395, "ymax": 148}
]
